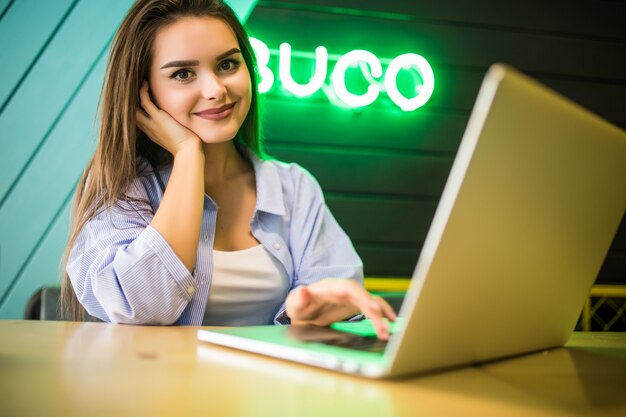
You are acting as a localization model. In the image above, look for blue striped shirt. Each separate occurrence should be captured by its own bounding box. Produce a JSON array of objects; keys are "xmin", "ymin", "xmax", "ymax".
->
[{"xmin": 67, "ymin": 154, "xmax": 364, "ymax": 325}]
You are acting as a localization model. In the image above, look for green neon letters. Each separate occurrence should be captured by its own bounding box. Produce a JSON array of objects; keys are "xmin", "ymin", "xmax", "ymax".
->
[
  {"xmin": 332, "ymin": 50, "xmax": 383, "ymax": 108},
  {"xmin": 249, "ymin": 38, "xmax": 274, "ymax": 94},
  {"xmin": 249, "ymin": 38, "xmax": 435, "ymax": 111},
  {"xmin": 279, "ymin": 43, "xmax": 328, "ymax": 97}
]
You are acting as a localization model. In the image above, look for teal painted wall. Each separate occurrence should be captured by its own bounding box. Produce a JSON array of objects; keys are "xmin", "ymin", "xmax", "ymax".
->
[
  {"xmin": 0, "ymin": 0, "xmax": 258, "ymax": 319},
  {"xmin": 0, "ymin": 0, "xmax": 135, "ymax": 319}
]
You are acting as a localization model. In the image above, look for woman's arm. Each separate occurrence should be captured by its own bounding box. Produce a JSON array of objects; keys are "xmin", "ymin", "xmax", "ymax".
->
[
  {"xmin": 136, "ymin": 82, "xmax": 205, "ymax": 272},
  {"xmin": 150, "ymin": 142, "xmax": 204, "ymax": 272},
  {"xmin": 67, "ymin": 82, "xmax": 206, "ymax": 325},
  {"xmin": 282, "ymin": 165, "xmax": 396, "ymax": 339}
]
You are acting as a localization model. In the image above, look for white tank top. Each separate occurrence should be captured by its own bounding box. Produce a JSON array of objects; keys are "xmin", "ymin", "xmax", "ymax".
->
[{"xmin": 202, "ymin": 244, "xmax": 290, "ymax": 326}]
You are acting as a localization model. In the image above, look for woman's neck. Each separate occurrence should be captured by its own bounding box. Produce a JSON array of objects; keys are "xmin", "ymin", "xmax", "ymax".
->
[{"xmin": 202, "ymin": 141, "xmax": 251, "ymax": 189}]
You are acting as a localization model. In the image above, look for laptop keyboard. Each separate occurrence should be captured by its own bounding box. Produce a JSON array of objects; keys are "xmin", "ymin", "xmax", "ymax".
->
[
  {"xmin": 288, "ymin": 319, "xmax": 402, "ymax": 353},
  {"xmin": 320, "ymin": 334, "xmax": 388, "ymax": 353}
]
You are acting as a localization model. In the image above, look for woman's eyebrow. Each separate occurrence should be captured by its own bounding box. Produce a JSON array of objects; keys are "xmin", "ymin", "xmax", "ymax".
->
[
  {"xmin": 216, "ymin": 47, "xmax": 241, "ymax": 60},
  {"xmin": 160, "ymin": 60, "xmax": 199, "ymax": 69},
  {"xmin": 159, "ymin": 48, "xmax": 242, "ymax": 70}
]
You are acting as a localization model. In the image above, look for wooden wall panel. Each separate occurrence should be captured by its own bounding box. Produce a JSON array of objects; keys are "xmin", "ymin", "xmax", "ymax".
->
[
  {"xmin": 267, "ymin": 145, "xmax": 454, "ymax": 197},
  {"xmin": 356, "ymin": 245, "xmax": 419, "ymax": 277},
  {"xmin": 326, "ymin": 196, "xmax": 437, "ymax": 244},
  {"xmin": 262, "ymin": 97, "xmax": 467, "ymax": 153},
  {"xmin": 261, "ymin": 0, "xmax": 626, "ymax": 40}
]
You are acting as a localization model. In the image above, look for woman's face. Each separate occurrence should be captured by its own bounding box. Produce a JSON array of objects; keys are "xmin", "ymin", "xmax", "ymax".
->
[{"xmin": 148, "ymin": 16, "xmax": 251, "ymax": 145}]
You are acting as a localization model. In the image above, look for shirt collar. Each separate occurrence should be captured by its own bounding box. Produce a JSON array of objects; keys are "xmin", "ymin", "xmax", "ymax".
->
[{"xmin": 250, "ymin": 154, "xmax": 287, "ymax": 216}]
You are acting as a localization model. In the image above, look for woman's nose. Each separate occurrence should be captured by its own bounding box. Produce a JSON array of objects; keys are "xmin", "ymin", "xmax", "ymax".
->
[{"xmin": 200, "ymin": 73, "xmax": 227, "ymax": 100}]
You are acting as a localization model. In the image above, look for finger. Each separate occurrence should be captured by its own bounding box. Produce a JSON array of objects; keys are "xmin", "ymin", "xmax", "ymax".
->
[
  {"xmin": 343, "ymin": 282, "xmax": 383, "ymax": 316},
  {"xmin": 136, "ymin": 109, "xmax": 150, "ymax": 127},
  {"xmin": 373, "ymin": 295, "xmax": 397, "ymax": 322},
  {"xmin": 139, "ymin": 81, "xmax": 159, "ymax": 115},
  {"xmin": 286, "ymin": 286, "xmax": 318, "ymax": 322},
  {"xmin": 135, "ymin": 110, "xmax": 154, "ymax": 138},
  {"xmin": 298, "ymin": 286, "xmax": 314, "ymax": 308},
  {"xmin": 340, "ymin": 285, "xmax": 390, "ymax": 340},
  {"xmin": 361, "ymin": 302, "xmax": 390, "ymax": 340}
]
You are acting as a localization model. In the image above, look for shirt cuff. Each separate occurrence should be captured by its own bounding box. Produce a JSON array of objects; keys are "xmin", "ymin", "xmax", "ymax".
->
[
  {"xmin": 273, "ymin": 311, "xmax": 364, "ymax": 325},
  {"xmin": 274, "ymin": 308, "xmax": 291, "ymax": 325},
  {"xmin": 142, "ymin": 225, "xmax": 196, "ymax": 300}
]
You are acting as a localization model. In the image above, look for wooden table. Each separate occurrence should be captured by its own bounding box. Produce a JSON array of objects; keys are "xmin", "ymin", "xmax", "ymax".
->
[{"xmin": 1, "ymin": 320, "xmax": 625, "ymax": 417}]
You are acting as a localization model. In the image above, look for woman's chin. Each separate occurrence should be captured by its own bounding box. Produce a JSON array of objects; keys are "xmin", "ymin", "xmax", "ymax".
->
[{"xmin": 194, "ymin": 130, "xmax": 236, "ymax": 146}]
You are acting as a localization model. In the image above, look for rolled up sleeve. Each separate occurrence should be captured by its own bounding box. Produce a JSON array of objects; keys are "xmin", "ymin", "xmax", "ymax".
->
[{"xmin": 67, "ymin": 202, "xmax": 195, "ymax": 325}]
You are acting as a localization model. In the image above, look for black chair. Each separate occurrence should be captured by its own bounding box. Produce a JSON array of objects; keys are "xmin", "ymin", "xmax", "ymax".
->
[
  {"xmin": 24, "ymin": 286, "xmax": 61, "ymax": 320},
  {"xmin": 24, "ymin": 286, "xmax": 102, "ymax": 322}
]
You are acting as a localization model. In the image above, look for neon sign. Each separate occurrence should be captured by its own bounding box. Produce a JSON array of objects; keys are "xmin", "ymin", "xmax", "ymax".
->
[{"xmin": 249, "ymin": 38, "xmax": 435, "ymax": 112}]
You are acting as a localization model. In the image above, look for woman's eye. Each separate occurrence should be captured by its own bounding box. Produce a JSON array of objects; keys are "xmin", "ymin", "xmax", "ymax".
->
[
  {"xmin": 172, "ymin": 69, "xmax": 193, "ymax": 81},
  {"xmin": 218, "ymin": 59, "xmax": 239, "ymax": 72}
]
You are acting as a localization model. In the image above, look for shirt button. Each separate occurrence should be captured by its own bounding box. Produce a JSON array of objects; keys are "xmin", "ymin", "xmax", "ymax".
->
[
  {"xmin": 273, "ymin": 243, "xmax": 281, "ymax": 250},
  {"xmin": 186, "ymin": 285, "xmax": 195, "ymax": 295}
]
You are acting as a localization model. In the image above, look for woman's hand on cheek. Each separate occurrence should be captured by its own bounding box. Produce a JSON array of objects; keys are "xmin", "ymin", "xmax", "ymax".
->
[
  {"xmin": 285, "ymin": 279, "xmax": 397, "ymax": 340},
  {"xmin": 136, "ymin": 81, "xmax": 202, "ymax": 157}
]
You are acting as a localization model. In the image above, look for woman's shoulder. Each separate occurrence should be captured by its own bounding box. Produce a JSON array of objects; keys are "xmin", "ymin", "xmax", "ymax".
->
[
  {"xmin": 256, "ymin": 158, "xmax": 323, "ymax": 199},
  {"xmin": 125, "ymin": 156, "xmax": 172, "ymax": 200},
  {"xmin": 253, "ymin": 155, "xmax": 326, "ymax": 212},
  {"xmin": 256, "ymin": 156, "xmax": 317, "ymax": 181}
]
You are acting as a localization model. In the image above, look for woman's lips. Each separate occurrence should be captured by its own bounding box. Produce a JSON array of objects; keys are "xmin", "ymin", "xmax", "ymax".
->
[{"xmin": 194, "ymin": 102, "xmax": 236, "ymax": 121}]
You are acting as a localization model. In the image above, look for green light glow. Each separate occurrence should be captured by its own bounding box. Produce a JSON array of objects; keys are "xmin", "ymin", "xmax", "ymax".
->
[
  {"xmin": 331, "ymin": 50, "xmax": 382, "ymax": 108},
  {"xmin": 250, "ymin": 37, "xmax": 273, "ymax": 93},
  {"xmin": 279, "ymin": 43, "xmax": 328, "ymax": 97},
  {"xmin": 249, "ymin": 38, "xmax": 435, "ymax": 111},
  {"xmin": 384, "ymin": 53, "xmax": 434, "ymax": 111}
]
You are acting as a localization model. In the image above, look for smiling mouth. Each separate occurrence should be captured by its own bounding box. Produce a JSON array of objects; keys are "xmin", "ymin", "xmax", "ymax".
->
[{"xmin": 194, "ymin": 102, "xmax": 236, "ymax": 121}]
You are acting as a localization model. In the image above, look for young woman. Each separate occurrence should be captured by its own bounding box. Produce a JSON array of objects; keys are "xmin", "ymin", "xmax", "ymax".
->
[{"xmin": 62, "ymin": 0, "xmax": 395, "ymax": 339}]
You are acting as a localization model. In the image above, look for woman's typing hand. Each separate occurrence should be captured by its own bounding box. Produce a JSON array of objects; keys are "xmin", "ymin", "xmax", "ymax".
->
[{"xmin": 285, "ymin": 279, "xmax": 397, "ymax": 340}]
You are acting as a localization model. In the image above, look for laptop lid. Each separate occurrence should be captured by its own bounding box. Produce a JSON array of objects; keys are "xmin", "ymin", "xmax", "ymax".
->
[
  {"xmin": 385, "ymin": 63, "xmax": 626, "ymax": 376},
  {"xmin": 198, "ymin": 64, "xmax": 626, "ymax": 379}
]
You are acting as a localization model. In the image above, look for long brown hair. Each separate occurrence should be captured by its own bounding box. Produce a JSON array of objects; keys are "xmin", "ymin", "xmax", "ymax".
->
[{"xmin": 60, "ymin": 0, "xmax": 263, "ymax": 321}]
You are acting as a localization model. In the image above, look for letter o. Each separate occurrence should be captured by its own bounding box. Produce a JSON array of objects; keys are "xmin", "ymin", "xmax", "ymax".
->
[{"xmin": 384, "ymin": 53, "xmax": 434, "ymax": 111}]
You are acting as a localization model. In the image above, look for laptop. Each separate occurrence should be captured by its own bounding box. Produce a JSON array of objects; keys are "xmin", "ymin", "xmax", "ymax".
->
[{"xmin": 197, "ymin": 64, "xmax": 626, "ymax": 378}]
